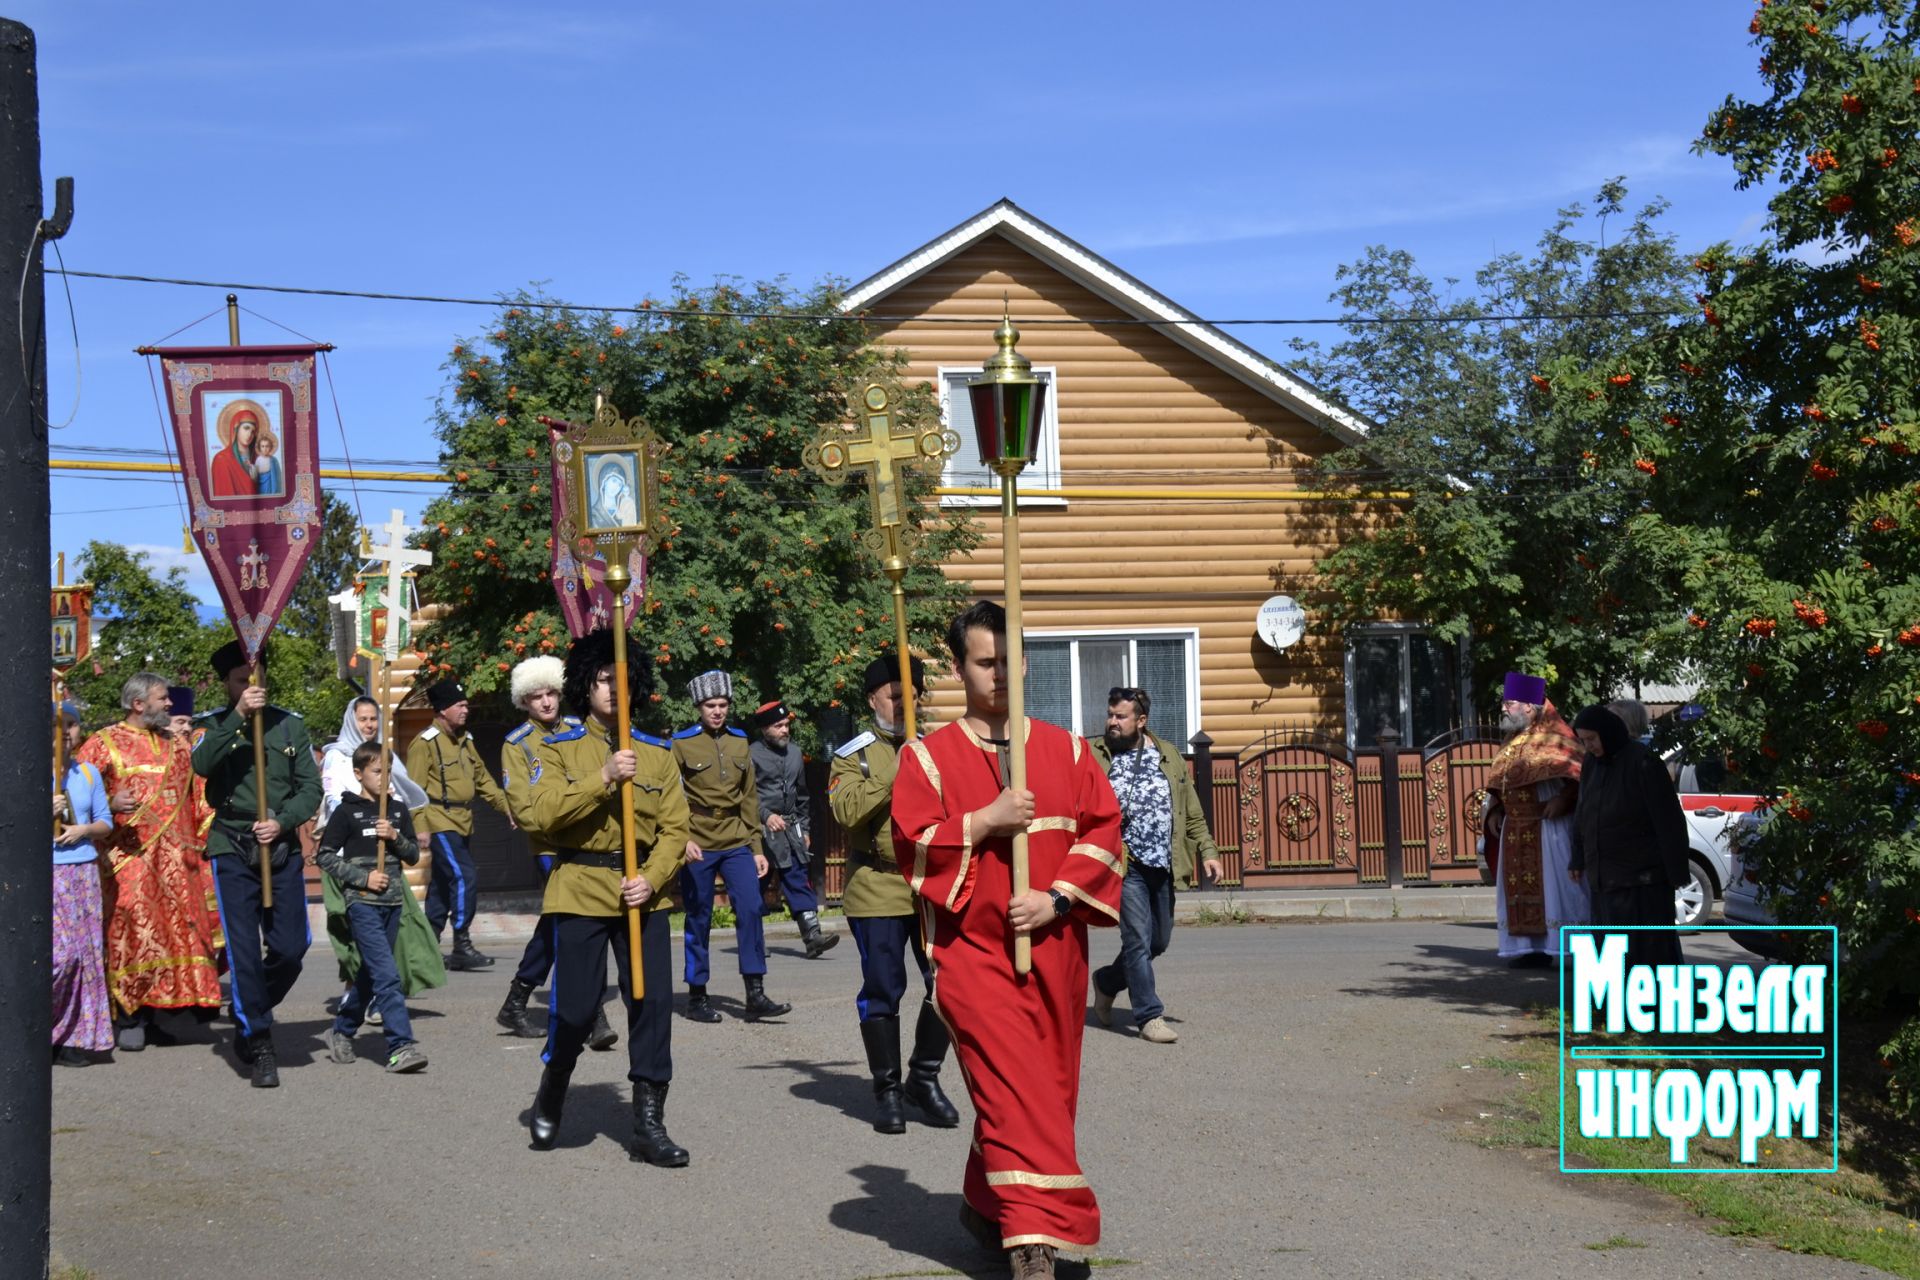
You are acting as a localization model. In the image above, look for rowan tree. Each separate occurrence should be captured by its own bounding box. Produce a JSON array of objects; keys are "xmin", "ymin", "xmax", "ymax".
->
[
  {"xmin": 1560, "ymin": 1, "xmax": 1920, "ymax": 1107},
  {"xmin": 414, "ymin": 280, "xmax": 976, "ymax": 748}
]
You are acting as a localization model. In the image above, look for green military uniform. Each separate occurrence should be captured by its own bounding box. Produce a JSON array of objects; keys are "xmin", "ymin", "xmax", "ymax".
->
[
  {"xmin": 525, "ymin": 716, "xmax": 688, "ymax": 1095},
  {"xmin": 193, "ymin": 704, "xmax": 323, "ymax": 859},
  {"xmin": 670, "ymin": 726, "xmax": 761, "ymax": 855},
  {"xmin": 406, "ymin": 722, "xmax": 509, "ymax": 837},
  {"xmin": 191, "ymin": 697, "xmax": 323, "ymax": 1056},
  {"xmin": 829, "ymin": 726, "xmax": 914, "ymax": 918},
  {"xmin": 406, "ymin": 718, "xmax": 510, "ymax": 948},
  {"xmin": 528, "ymin": 720, "xmax": 688, "ymax": 918},
  {"xmin": 502, "ymin": 715, "xmax": 578, "ymax": 854}
]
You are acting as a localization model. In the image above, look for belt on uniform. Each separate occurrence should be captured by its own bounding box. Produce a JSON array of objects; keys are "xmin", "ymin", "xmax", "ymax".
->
[
  {"xmin": 687, "ymin": 802, "xmax": 741, "ymax": 818},
  {"xmin": 558, "ymin": 850, "xmax": 623, "ymax": 869}
]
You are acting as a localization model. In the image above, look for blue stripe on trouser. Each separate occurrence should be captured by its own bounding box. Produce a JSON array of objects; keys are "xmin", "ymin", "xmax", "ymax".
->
[
  {"xmin": 208, "ymin": 859, "xmax": 251, "ymax": 1039},
  {"xmin": 430, "ymin": 833, "xmax": 476, "ymax": 930},
  {"xmin": 540, "ymin": 915, "xmax": 560, "ymax": 1065},
  {"xmin": 849, "ymin": 916, "xmax": 914, "ymax": 1022}
]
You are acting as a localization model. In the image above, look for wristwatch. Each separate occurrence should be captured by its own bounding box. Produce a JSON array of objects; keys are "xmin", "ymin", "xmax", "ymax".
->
[{"xmin": 1048, "ymin": 889, "xmax": 1072, "ymax": 917}]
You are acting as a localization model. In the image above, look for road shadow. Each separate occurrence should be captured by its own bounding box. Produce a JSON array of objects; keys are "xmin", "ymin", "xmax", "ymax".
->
[
  {"xmin": 1338, "ymin": 936, "xmax": 1565, "ymax": 1017},
  {"xmin": 745, "ymin": 1056, "xmax": 872, "ymax": 1124},
  {"xmin": 513, "ymin": 1079, "xmax": 630, "ymax": 1152},
  {"xmin": 828, "ymin": 1164, "xmax": 988, "ymax": 1277}
]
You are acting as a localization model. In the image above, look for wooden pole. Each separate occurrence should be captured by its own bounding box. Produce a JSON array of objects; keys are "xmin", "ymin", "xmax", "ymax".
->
[
  {"xmin": 887, "ymin": 564, "xmax": 916, "ymax": 739},
  {"xmin": 226, "ymin": 298, "xmax": 275, "ymax": 907},
  {"xmin": 1001, "ymin": 468, "xmax": 1031, "ymax": 977},
  {"xmin": 374, "ymin": 656, "xmax": 392, "ymax": 875},
  {"xmin": 605, "ymin": 562, "xmax": 645, "ymax": 1001}
]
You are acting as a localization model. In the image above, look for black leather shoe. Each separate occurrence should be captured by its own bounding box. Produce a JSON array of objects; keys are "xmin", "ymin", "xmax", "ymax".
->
[
  {"xmin": 904, "ymin": 1004, "xmax": 961, "ymax": 1127},
  {"xmin": 630, "ymin": 1081, "xmax": 690, "ymax": 1167},
  {"xmin": 742, "ymin": 975, "xmax": 790, "ymax": 1021},
  {"xmin": 250, "ymin": 1042, "xmax": 280, "ymax": 1089},
  {"xmin": 233, "ymin": 1032, "xmax": 259, "ymax": 1065},
  {"xmin": 859, "ymin": 1016, "xmax": 907, "ymax": 1134},
  {"xmin": 683, "ymin": 985, "xmax": 722, "ymax": 1023},
  {"xmin": 587, "ymin": 1003, "xmax": 619, "ymax": 1051},
  {"xmin": 798, "ymin": 911, "xmax": 840, "ymax": 959},
  {"xmin": 448, "ymin": 929, "xmax": 496, "ymax": 971},
  {"xmin": 529, "ymin": 1067, "xmax": 570, "ymax": 1150}
]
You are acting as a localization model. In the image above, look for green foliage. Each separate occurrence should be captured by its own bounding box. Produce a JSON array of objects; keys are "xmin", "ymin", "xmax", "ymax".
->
[
  {"xmin": 66, "ymin": 540, "xmax": 346, "ymax": 732},
  {"xmin": 1567, "ymin": 3, "xmax": 1920, "ymax": 1073},
  {"xmin": 415, "ymin": 279, "xmax": 976, "ymax": 746},
  {"xmin": 1289, "ymin": 182, "xmax": 1694, "ymax": 711}
]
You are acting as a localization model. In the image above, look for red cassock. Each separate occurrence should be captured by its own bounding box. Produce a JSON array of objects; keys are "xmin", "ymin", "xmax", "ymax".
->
[{"xmin": 891, "ymin": 717, "xmax": 1123, "ymax": 1252}]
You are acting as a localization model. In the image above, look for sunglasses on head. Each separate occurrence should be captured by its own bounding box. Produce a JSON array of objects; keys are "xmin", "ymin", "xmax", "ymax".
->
[{"xmin": 1109, "ymin": 687, "xmax": 1146, "ymax": 703}]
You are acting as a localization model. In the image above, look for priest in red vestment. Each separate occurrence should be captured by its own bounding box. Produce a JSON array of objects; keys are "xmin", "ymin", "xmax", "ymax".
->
[
  {"xmin": 891, "ymin": 600, "xmax": 1123, "ymax": 1279},
  {"xmin": 77, "ymin": 671, "xmax": 224, "ymax": 1049}
]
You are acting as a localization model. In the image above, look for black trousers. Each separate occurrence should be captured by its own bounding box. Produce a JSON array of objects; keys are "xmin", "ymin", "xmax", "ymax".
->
[
  {"xmin": 542, "ymin": 910, "xmax": 671, "ymax": 1083},
  {"xmin": 209, "ymin": 850, "xmax": 310, "ymax": 1039}
]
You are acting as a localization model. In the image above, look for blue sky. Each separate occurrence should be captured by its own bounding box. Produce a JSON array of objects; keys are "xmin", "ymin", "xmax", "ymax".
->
[{"xmin": 19, "ymin": 2, "xmax": 1775, "ymax": 603}]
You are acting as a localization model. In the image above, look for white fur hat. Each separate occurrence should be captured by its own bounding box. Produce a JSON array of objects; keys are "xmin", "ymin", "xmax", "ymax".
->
[{"xmin": 510, "ymin": 655, "xmax": 566, "ymax": 708}]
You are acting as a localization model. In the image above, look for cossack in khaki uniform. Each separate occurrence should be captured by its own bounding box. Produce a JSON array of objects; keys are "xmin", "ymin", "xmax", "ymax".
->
[
  {"xmin": 406, "ymin": 724, "xmax": 509, "ymax": 837},
  {"xmin": 501, "ymin": 716, "xmax": 579, "ymax": 859},
  {"xmin": 670, "ymin": 725, "xmax": 761, "ymax": 855},
  {"xmin": 529, "ymin": 720, "xmax": 689, "ymax": 917},
  {"xmin": 828, "ymin": 727, "xmax": 914, "ymax": 918}
]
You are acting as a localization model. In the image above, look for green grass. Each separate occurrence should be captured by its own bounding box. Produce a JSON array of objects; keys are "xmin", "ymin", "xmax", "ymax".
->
[
  {"xmin": 1583, "ymin": 1234, "xmax": 1647, "ymax": 1251},
  {"xmin": 1189, "ymin": 902, "xmax": 1252, "ymax": 926},
  {"xmin": 1478, "ymin": 1009, "xmax": 1920, "ymax": 1277}
]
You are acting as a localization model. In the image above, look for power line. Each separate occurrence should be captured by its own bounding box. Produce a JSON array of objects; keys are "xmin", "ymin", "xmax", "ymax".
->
[{"xmin": 51, "ymin": 267, "xmax": 1685, "ymax": 329}]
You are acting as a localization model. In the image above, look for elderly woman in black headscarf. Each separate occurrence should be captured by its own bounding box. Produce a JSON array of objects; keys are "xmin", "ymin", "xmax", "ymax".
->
[{"xmin": 1568, "ymin": 704, "xmax": 1691, "ymax": 967}]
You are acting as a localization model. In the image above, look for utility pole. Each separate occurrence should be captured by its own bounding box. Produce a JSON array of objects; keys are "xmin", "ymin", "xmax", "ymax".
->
[{"xmin": 1, "ymin": 18, "xmax": 64, "ymax": 1278}]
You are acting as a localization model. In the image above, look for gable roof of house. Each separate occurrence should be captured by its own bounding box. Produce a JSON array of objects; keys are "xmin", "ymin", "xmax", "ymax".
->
[{"xmin": 841, "ymin": 198, "xmax": 1377, "ymax": 449}]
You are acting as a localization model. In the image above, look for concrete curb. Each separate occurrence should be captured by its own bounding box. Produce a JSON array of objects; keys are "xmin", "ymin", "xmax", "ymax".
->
[{"xmin": 306, "ymin": 885, "xmax": 1502, "ymax": 945}]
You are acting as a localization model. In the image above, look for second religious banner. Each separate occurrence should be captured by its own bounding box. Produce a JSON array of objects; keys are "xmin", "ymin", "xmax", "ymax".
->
[{"xmin": 152, "ymin": 343, "xmax": 326, "ymax": 662}]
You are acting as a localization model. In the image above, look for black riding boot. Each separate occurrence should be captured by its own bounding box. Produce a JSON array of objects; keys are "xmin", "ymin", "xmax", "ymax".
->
[
  {"xmin": 448, "ymin": 928, "xmax": 496, "ymax": 970},
  {"xmin": 529, "ymin": 1066, "xmax": 570, "ymax": 1150},
  {"xmin": 496, "ymin": 978, "xmax": 542, "ymax": 1038},
  {"xmin": 742, "ymin": 974, "xmax": 791, "ymax": 1020},
  {"xmin": 798, "ymin": 910, "xmax": 840, "ymax": 959},
  {"xmin": 684, "ymin": 983, "xmax": 722, "ymax": 1023},
  {"xmin": 588, "ymin": 1001, "xmax": 619, "ymax": 1050},
  {"xmin": 859, "ymin": 1016, "xmax": 906, "ymax": 1134},
  {"xmin": 903, "ymin": 1003, "xmax": 960, "ymax": 1127},
  {"xmin": 630, "ymin": 1081, "xmax": 690, "ymax": 1167}
]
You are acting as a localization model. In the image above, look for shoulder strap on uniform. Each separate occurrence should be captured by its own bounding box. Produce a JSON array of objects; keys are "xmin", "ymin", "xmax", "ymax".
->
[
  {"xmin": 505, "ymin": 721, "xmax": 534, "ymax": 745},
  {"xmin": 542, "ymin": 724, "xmax": 588, "ymax": 745},
  {"xmin": 834, "ymin": 730, "xmax": 876, "ymax": 759},
  {"xmin": 632, "ymin": 728, "xmax": 669, "ymax": 749},
  {"xmin": 726, "ymin": 725, "xmax": 747, "ymax": 739},
  {"xmin": 671, "ymin": 725, "xmax": 702, "ymax": 740},
  {"xmin": 418, "ymin": 725, "xmax": 441, "ymax": 742}
]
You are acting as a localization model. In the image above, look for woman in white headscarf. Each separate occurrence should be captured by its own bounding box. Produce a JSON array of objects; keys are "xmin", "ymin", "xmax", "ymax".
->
[{"xmin": 321, "ymin": 696, "xmax": 444, "ymax": 1014}]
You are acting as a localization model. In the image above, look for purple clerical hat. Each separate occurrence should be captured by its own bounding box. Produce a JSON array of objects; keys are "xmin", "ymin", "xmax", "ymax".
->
[{"xmin": 1502, "ymin": 672, "xmax": 1547, "ymax": 705}]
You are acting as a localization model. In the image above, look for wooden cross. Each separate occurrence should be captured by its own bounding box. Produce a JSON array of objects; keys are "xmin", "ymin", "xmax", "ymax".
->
[
  {"xmin": 365, "ymin": 509, "xmax": 433, "ymax": 661},
  {"xmin": 237, "ymin": 539, "xmax": 269, "ymax": 590}
]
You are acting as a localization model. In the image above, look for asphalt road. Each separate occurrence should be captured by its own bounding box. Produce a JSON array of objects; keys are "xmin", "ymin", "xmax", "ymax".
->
[{"xmin": 50, "ymin": 921, "xmax": 1884, "ymax": 1279}]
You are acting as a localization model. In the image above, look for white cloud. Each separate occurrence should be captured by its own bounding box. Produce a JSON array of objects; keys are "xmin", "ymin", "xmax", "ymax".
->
[{"xmin": 124, "ymin": 542, "xmax": 219, "ymax": 607}]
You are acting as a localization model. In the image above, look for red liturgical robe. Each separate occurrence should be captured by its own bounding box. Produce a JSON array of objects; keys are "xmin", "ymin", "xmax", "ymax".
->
[{"xmin": 891, "ymin": 717, "xmax": 1123, "ymax": 1251}]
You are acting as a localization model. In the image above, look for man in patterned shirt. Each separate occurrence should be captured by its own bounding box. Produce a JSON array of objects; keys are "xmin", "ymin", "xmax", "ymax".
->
[{"xmin": 1086, "ymin": 687, "xmax": 1221, "ymax": 1045}]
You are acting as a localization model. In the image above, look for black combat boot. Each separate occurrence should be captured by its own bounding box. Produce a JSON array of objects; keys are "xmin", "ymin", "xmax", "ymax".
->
[
  {"xmin": 798, "ymin": 910, "xmax": 840, "ymax": 959},
  {"xmin": 447, "ymin": 928, "xmax": 495, "ymax": 971},
  {"xmin": 683, "ymin": 983, "xmax": 722, "ymax": 1023},
  {"xmin": 742, "ymin": 974, "xmax": 791, "ymax": 1021},
  {"xmin": 859, "ymin": 1016, "xmax": 906, "ymax": 1134},
  {"xmin": 630, "ymin": 1081, "xmax": 690, "ymax": 1167},
  {"xmin": 529, "ymin": 1066, "xmax": 570, "ymax": 1150},
  {"xmin": 249, "ymin": 1036, "xmax": 280, "ymax": 1089},
  {"xmin": 903, "ymin": 1003, "xmax": 960, "ymax": 1127},
  {"xmin": 496, "ymin": 978, "xmax": 542, "ymax": 1038},
  {"xmin": 588, "ymin": 1001, "xmax": 619, "ymax": 1050}
]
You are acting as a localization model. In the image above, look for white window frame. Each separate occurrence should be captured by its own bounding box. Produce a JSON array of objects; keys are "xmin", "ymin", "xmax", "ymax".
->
[
  {"xmin": 1025, "ymin": 626, "xmax": 1203, "ymax": 747},
  {"xmin": 935, "ymin": 364, "xmax": 1066, "ymax": 507}
]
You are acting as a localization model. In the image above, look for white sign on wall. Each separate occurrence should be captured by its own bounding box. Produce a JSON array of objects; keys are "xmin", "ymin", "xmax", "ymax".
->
[{"xmin": 1257, "ymin": 595, "xmax": 1307, "ymax": 651}]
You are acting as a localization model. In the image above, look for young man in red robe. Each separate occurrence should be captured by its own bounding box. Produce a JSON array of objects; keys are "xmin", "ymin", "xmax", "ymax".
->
[{"xmin": 890, "ymin": 600, "xmax": 1124, "ymax": 1280}]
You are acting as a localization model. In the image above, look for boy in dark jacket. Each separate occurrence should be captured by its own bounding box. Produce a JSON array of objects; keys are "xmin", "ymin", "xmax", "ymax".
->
[{"xmin": 316, "ymin": 742, "xmax": 428, "ymax": 1073}]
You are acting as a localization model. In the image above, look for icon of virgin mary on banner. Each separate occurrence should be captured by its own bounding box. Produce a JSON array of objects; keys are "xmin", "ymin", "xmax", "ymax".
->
[
  {"xmin": 543, "ymin": 414, "xmax": 662, "ymax": 638},
  {"xmin": 148, "ymin": 343, "xmax": 325, "ymax": 663}
]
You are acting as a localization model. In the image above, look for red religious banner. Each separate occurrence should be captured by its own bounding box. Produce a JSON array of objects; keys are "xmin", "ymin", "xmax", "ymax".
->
[
  {"xmin": 149, "ymin": 344, "xmax": 326, "ymax": 662},
  {"xmin": 543, "ymin": 416, "xmax": 650, "ymax": 638}
]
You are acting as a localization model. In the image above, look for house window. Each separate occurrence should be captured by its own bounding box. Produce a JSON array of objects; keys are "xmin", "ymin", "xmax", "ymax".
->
[
  {"xmin": 1344, "ymin": 624, "xmax": 1470, "ymax": 750},
  {"xmin": 936, "ymin": 366, "xmax": 1063, "ymax": 505},
  {"xmin": 1024, "ymin": 630, "xmax": 1199, "ymax": 751}
]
